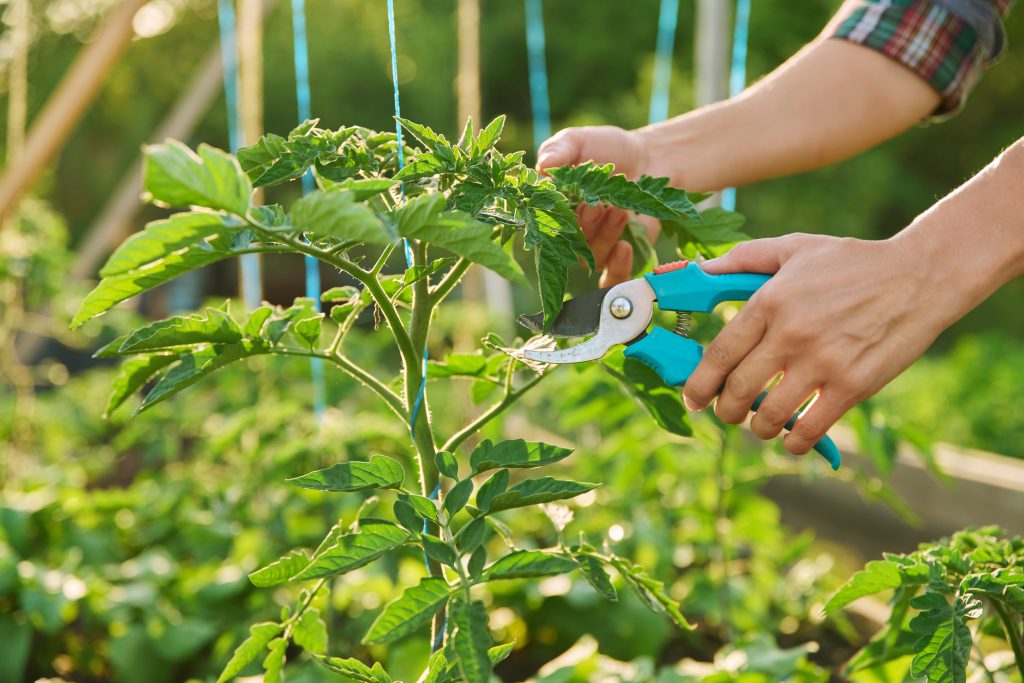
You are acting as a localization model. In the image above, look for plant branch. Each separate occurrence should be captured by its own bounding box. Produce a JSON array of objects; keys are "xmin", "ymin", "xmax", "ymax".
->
[
  {"xmin": 428, "ymin": 256, "xmax": 471, "ymax": 307},
  {"xmin": 273, "ymin": 348, "xmax": 405, "ymax": 420},
  {"xmin": 993, "ymin": 601, "xmax": 1024, "ymax": 681},
  {"xmin": 440, "ymin": 369, "xmax": 546, "ymax": 454}
]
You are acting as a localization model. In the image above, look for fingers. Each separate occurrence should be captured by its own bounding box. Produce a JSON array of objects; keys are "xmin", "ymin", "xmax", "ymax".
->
[
  {"xmin": 748, "ymin": 373, "xmax": 819, "ymax": 440},
  {"xmin": 682, "ymin": 306, "xmax": 767, "ymax": 411},
  {"xmin": 537, "ymin": 128, "xmax": 581, "ymax": 172},
  {"xmin": 783, "ymin": 390, "xmax": 850, "ymax": 455},
  {"xmin": 700, "ymin": 235, "xmax": 802, "ymax": 275},
  {"xmin": 600, "ymin": 241, "xmax": 632, "ymax": 287},
  {"xmin": 712, "ymin": 350, "xmax": 782, "ymax": 424},
  {"xmin": 578, "ymin": 204, "xmax": 628, "ymax": 268}
]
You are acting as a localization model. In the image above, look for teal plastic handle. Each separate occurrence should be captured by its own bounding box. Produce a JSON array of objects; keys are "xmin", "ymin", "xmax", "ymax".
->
[{"xmin": 644, "ymin": 262, "xmax": 770, "ymax": 312}]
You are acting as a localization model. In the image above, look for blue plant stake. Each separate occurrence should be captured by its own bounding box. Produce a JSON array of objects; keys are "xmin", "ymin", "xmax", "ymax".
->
[
  {"xmin": 524, "ymin": 0, "xmax": 552, "ymax": 151},
  {"xmin": 721, "ymin": 0, "xmax": 750, "ymax": 212},
  {"xmin": 649, "ymin": 0, "xmax": 680, "ymax": 125}
]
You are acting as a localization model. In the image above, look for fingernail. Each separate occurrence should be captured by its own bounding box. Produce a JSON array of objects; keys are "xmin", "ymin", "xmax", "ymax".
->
[
  {"xmin": 683, "ymin": 394, "xmax": 700, "ymax": 411},
  {"xmin": 580, "ymin": 204, "xmax": 601, "ymax": 222},
  {"xmin": 699, "ymin": 257, "xmax": 719, "ymax": 270}
]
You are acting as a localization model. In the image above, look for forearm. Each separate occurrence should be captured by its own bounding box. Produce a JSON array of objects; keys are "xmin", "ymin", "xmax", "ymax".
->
[
  {"xmin": 635, "ymin": 35, "xmax": 939, "ymax": 192},
  {"xmin": 893, "ymin": 138, "xmax": 1024, "ymax": 331}
]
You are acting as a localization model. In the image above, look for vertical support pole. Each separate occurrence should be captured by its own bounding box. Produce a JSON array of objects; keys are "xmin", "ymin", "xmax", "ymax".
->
[
  {"xmin": 721, "ymin": 0, "xmax": 750, "ymax": 212},
  {"xmin": 649, "ymin": 0, "xmax": 680, "ymax": 125},
  {"xmin": 523, "ymin": 0, "xmax": 551, "ymax": 151},
  {"xmin": 694, "ymin": 0, "xmax": 730, "ymax": 208},
  {"xmin": 6, "ymin": 0, "xmax": 29, "ymax": 164},
  {"xmin": 237, "ymin": 0, "xmax": 264, "ymax": 309},
  {"xmin": 458, "ymin": 0, "xmax": 513, "ymax": 329}
]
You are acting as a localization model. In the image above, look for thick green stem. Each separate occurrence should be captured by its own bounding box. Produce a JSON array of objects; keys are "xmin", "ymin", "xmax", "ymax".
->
[
  {"xmin": 441, "ymin": 371, "xmax": 546, "ymax": 454},
  {"xmin": 994, "ymin": 601, "xmax": 1024, "ymax": 680}
]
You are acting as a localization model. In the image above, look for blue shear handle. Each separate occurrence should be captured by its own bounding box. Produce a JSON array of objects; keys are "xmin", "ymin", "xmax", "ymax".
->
[
  {"xmin": 645, "ymin": 263, "xmax": 770, "ymax": 312},
  {"xmin": 624, "ymin": 328, "xmax": 842, "ymax": 470}
]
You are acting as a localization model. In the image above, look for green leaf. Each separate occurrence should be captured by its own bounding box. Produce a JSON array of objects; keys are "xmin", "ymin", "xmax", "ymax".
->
[
  {"xmin": 399, "ymin": 210, "xmax": 528, "ymax": 288},
  {"xmin": 845, "ymin": 628, "xmax": 919, "ymax": 674},
  {"xmin": 115, "ymin": 307, "xmax": 242, "ymax": 354},
  {"xmin": 293, "ymin": 608, "xmax": 328, "ymax": 654},
  {"xmin": 100, "ymin": 211, "xmax": 235, "ymax": 277},
  {"xmin": 216, "ymin": 622, "xmax": 282, "ymax": 683},
  {"xmin": 475, "ymin": 115, "xmax": 505, "ymax": 153},
  {"xmin": 435, "ymin": 451, "xmax": 459, "ymax": 479},
  {"xmin": 470, "ymin": 439, "xmax": 573, "ymax": 474},
  {"xmin": 295, "ymin": 519, "xmax": 410, "ymax": 580},
  {"xmin": 458, "ymin": 517, "xmax": 488, "ymax": 554},
  {"xmin": 135, "ymin": 342, "xmax": 265, "ymax": 414},
  {"xmin": 487, "ymin": 477, "xmax": 597, "ymax": 513},
  {"xmin": 336, "ymin": 177, "xmax": 397, "ymax": 201},
  {"xmin": 362, "ymin": 577, "xmax": 452, "ymax": 645},
  {"xmin": 394, "ymin": 500, "xmax": 423, "ymax": 533},
  {"xmin": 576, "ymin": 553, "xmax": 617, "ymax": 601},
  {"xmin": 400, "ymin": 493, "xmax": 439, "ymax": 523},
  {"xmin": 244, "ymin": 306, "xmax": 274, "ymax": 337},
  {"xmin": 488, "ymin": 642, "xmax": 515, "ymax": 665},
  {"xmin": 602, "ymin": 349, "xmax": 692, "ymax": 437},
  {"xmin": 548, "ymin": 162, "xmax": 700, "ymax": 221},
  {"xmin": 616, "ymin": 558, "xmax": 693, "ymax": 629},
  {"xmin": 475, "ymin": 469, "xmax": 509, "ymax": 513},
  {"xmin": 449, "ymin": 598, "xmax": 492, "ymax": 683},
  {"xmin": 143, "ymin": 140, "xmax": 252, "ymax": 215},
  {"xmin": 74, "ymin": 234, "xmax": 247, "ymax": 328},
  {"xmin": 483, "ymin": 550, "xmax": 577, "ymax": 581},
  {"xmin": 103, "ymin": 354, "xmax": 178, "ymax": 417},
  {"xmin": 532, "ymin": 230, "xmax": 577, "ymax": 328},
  {"xmin": 293, "ymin": 314, "xmax": 322, "ymax": 349},
  {"xmin": 444, "ymin": 479, "xmax": 474, "ymax": 518},
  {"xmin": 290, "ymin": 189, "xmax": 394, "ymax": 244},
  {"xmin": 825, "ymin": 560, "xmax": 902, "ymax": 614},
  {"xmin": 468, "ymin": 547, "xmax": 487, "ymax": 581},
  {"xmin": 314, "ymin": 655, "xmax": 393, "ymax": 683},
  {"xmin": 421, "ymin": 535, "xmax": 457, "ymax": 567},
  {"xmin": 397, "ymin": 117, "xmax": 448, "ymax": 152},
  {"xmin": 395, "ymin": 193, "xmax": 446, "ymax": 233},
  {"xmin": 909, "ymin": 591, "xmax": 982, "ymax": 683},
  {"xmin": 663, "ymin": 207, "xmax": 748, "ymax": 246},
  {"xmin": 286, "ymin": 455, "xmax": 405, "ymax": 492},
  {"xmin": 248, "ymin": 549, "xmax": 311, "ymax": 587},
  {"xmin": 427, "ymin": 353, "xmax": 489, "ymax": 380}
]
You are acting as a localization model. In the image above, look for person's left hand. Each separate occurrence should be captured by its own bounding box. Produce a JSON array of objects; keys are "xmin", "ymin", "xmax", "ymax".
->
[{"xmin": 681, "ymin": 233, "xmax": 952, "ymax": 455}]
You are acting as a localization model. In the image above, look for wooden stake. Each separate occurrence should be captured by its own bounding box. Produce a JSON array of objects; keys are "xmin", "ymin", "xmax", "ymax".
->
[
  {"xmin": 237, "ymin": 0, "xmax": 264, "ymax": 306},
  {"xmin": 5, "ymin": 0, "xmax": 30, "ymax": 163}
]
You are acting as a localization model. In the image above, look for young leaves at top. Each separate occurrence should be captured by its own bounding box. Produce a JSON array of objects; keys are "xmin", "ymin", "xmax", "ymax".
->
[{"xmin": 144, "ymin": 140, "xmax": 252, "ymax": 215}]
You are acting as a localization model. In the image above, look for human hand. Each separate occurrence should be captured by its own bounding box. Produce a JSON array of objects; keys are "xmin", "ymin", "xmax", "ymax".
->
[
  {"xmin": 681, "ymin": 233, "xmax": 951, "ymax": 455},
  {"xmin": 537, "ymin": 126, "xmax": 660, "ymax": 286}
]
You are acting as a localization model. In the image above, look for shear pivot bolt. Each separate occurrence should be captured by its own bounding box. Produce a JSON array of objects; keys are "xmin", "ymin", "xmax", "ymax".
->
[{"xmin": 609, "ymin": 296, "xmax": 633, "ymax": 319}]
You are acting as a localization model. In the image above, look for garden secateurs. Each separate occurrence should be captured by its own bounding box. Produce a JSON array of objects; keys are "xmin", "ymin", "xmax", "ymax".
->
[{"xmin": 518, "ymin": 260, "xmax": 842, "ymax": 470}]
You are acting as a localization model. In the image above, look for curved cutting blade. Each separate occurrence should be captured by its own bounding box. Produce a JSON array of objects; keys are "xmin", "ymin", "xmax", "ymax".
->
[{"xmin": 517, "ymin": 287, "xmax": 610, "ymax": 338}]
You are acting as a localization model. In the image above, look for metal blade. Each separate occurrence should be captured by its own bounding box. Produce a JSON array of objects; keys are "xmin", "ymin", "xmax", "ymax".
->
[{"xmin": 516, "ymin": 287, "xmax": 611, "ymax": 338}]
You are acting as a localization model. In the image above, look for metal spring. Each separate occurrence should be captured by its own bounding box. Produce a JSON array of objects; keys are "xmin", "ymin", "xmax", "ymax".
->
[{"xmin": 674, "ymin": 312, "xmax": 692, "ymax": 337}]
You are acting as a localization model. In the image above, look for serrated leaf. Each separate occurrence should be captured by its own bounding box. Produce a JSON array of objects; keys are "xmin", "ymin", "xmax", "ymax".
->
[
  {"xmin": 602, "ymin": 349, "xmax": 692, "ymax": 437},
  {"xmin": 487, "ymin": 477, "xmax": 597, "ymax": 513},
  {"xmin": 427, "ymin": 353, "xmax": 489, "ymax": 380},
  {"xmin": 248, "ymin": 549, "xmax": 311, "ymax": 587},
  {"xmin": 144, "ymin": 141, "xmax": 252, "ymax": 215},
  {"xmin": 115, "ymin": 307, "xmax": 242, "ymax": 354},
  {"xmin": 399, "ymin": 210, "xmax": 528, "ymax": 288},
  {"xmin": 533, "ymin": 229, "xmax": 576, "ymax": 328},
  {"xmin": 908, "ymin": 591, "xmax": 981, "ymax": 683},
  {"xmin": 295, "ymin": 519, "xmax": 410, "ymax": 580},
  {"xmin": 290, "ymin": 189, "xmax": 394, "ymax": 244},
  {"xmin": 293, "ymin": 608, "xmax": 328, "ymax": 654},
  {"xmin": 103, "ymin": 354, "xmax": 177, "ymax": 417},
  {"xmin": 244, "ymin": 306, "xmax": 274, "ymax": 337},
  {"xmin": 548, "ymin": 162, "xmax": 699, "ymax": 222},
  {"xmin": 135, "ymin": 342, "xmax": 265, "ymax": 414},
  {"xmin": 444, "ymin": 479, "xmax": 473, "ymax": 518},
  {"xmin": 286, "ymin": 455, "xmax": 404, "ymax": 492},
  {"xmin": 293, "ymin": 314, "xmax": 322, "ymax": 349},
  {"xmin": 73, "ymin": 235, "xmax": 246, "ymax": 327},
  {"xmin": 362, "ymin": 577, "xmax": 451, "ymax": 645},
  {"xmin": 475, "ymin": 115, "xmax": 505, "ymax": 154},
  {"xmin": 100, "ymin": 211, "xmax": 235, "ymax": 277},
  {"xmin": 261, "ymin": 637, "xmax": 287, "ymax": 683},
  {"xmin": 825, "ymin": 560, "xmax": 902, "ymax": 614},
  {"xmin": 470, "ymin": 439, "xmax": 573, "ymax": 474},
  {"xmin": 422, "ymin": 535, "xmax": 457, "ymax": 567},
  {"xmin": 216, "ymin": 622, "xmax": 282, "ymax": 683},
  {"xmin": 475, "ymin": 470, "xmax": 509, "ymax": 513},
  {"xmin": 449, "ymin": 598, "xmax": 492, "ymax": 683},
  {"xmin": 458, "ymin": 517, "xmax": 488, "ymax": 554},
  {"xmin": 483, "ymin": 550, "xmax": 577, "ymax": 581},
  {"xmin": 435, "ymin": 451, "xmax": 459, "ymax": 479},
  {"xmin": 614, "ymin": 557, "xmax": 693, "ymax": 629},
  {"xmin": 663, "ymin": 207, "xmax": 748, "ymax": 247},
  {"xmin": 576, "ymin": 553, "xmax": 617, "ymax": 601},
  {"xmin": 314, "ymin": 655, "xmax": 393, "ymax": 682}
]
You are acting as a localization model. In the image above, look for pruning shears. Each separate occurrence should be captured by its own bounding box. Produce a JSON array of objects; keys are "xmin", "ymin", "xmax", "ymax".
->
[{"xmin": 518, "ymin": 260, "xmax": 841, "ymax": 470}]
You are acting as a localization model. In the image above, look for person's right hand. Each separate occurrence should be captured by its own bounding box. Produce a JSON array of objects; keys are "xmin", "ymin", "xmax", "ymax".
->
[{"xmin": 537, "ymin": 126, "xmax": 659, "ymax": 286}]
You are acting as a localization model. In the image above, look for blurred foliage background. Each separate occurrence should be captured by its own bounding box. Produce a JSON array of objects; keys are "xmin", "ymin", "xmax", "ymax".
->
[{"xmin": 2, "ymin": 0, "xmax": 1024, "ymax": 681}]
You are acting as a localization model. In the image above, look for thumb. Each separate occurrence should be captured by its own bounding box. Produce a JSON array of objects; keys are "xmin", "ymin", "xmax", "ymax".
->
[
  {"xmin": 536, "ymin": 129, "xmax": 581, "ymax": 172},
  {"xmin": 700, "ymin": 237, "xmax": 793, "ymax": 275}
]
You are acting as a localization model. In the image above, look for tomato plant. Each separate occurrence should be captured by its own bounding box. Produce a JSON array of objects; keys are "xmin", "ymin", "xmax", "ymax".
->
[{"xmin": 71, "ymin": 115, "xmax": 754, "ymax": 682}]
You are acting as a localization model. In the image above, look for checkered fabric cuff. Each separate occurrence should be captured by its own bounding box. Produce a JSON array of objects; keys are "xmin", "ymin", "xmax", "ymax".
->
[{"xmin": 833, "ymin": 0, "xmax": 1014, "ymax": 119}]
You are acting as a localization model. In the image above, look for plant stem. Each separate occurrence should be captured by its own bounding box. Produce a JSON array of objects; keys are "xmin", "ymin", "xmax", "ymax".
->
[
  {"xmin": 440, "ymin": 371, "xmax": 545, "ymax": 454},
  {"xmin": 712, "ymin": 426, "xmax": 733, "ymax": 640},
  {"xmin": 994, "ymin": 601, "xmax": 1024, "ymax": 681},
  {"xmin": 274, "ymin": 348, "xmax": 405, "ymax": 421},
  {"xmin": 429, "ymin": 256, "xmax": 471, "ymax": 307}
]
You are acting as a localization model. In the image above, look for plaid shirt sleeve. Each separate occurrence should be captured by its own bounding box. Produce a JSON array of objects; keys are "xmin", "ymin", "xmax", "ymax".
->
[{"xmin": 832, "ymin": 0, "xmax": 1014, "ymax": 119}]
